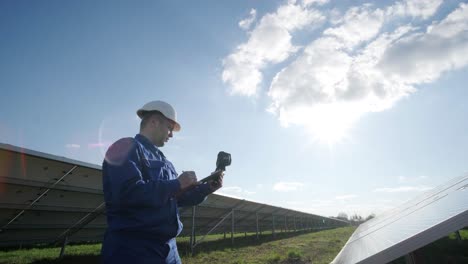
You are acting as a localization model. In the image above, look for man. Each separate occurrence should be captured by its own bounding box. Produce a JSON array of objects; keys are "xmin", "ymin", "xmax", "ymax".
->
[{"xmin": 101, "ymin": 100, "xmax": 223, "ymax": 264}]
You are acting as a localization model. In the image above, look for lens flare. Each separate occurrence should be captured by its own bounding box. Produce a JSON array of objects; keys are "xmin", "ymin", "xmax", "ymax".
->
[
  {"xmin": 20, "ymin": 150, "xmax": 27, "ymax": 178},
  {"xmin": 98, "ymin": 114, "xmax": 140, "ymax": 162},
  {"xmin": 0, "ymin": 150, "xmax": 13, "ymax": 194}
]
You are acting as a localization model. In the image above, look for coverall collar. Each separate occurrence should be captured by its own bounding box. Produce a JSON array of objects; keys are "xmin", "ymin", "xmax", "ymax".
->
[{"xmin": 135, "ymin": 134, "xmax": 166, "ymax": 158}]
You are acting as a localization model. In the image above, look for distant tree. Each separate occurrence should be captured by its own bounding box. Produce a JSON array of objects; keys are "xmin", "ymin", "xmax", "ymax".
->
[
  {"xmin": 350, "ymin": 213, "xmax": 362, "ymax": 221},
  {"xmin": 337, "ymin": 212, "xmax": 348, "ymax": 221},
  {"xmin": 349, "ymin": 213, "xmax": 364, "ymax": 226},
  {"xmin": 365, "ymin": 213, "xmax": 376, "ymax": 221}
]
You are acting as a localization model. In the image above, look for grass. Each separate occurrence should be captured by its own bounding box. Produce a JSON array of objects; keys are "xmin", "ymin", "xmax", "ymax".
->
[
  {"xmin": 0, "ymin": 244, "xmax": 101, "ymax": 264},
  {"xmin": 179, "ymin": 227, "xmax": 355, "ymax": 264},
  {"xmin": 0, "ymin": 227, "xmax": 355, "ymax": 264},
  {"xmin": 2, "ymin": 227, "xmax": 466, "ymax": 264}
]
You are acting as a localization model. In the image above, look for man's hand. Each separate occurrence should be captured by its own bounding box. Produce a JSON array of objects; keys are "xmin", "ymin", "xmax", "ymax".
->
[
  {"xmin": 208, "ymin": 170, "xmax": 224, "ymax": 192},
  {"xmin": 178, "ymin": 171, "xmax": 197, "ymax": 190}
]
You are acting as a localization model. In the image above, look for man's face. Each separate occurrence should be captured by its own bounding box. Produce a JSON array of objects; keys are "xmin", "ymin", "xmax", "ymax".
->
[{"xmin": 152, "ymin": 116, "xmax": 174, "ymax": 147}]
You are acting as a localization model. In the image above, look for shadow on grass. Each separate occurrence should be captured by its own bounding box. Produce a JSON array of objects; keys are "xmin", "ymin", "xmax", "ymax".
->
[
  {"xmin": 415, "ymin": 235, "xmax": 468, "ymax": 264},
  {"xmin": 31, "ymin": 255, "xmax": 101, "ymax": 264},
  {"xmin": 0, "ymin": 240, "xmax": 101, "ymax": 252},
  {"xmin": 390, "ymin": 234, "xmax": 468, "ymax": 264}
]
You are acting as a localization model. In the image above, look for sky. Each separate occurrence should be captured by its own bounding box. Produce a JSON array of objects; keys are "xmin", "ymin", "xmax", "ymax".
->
[{"xmin": 1, "ymin": 0, "xmax": 467, "ymax": 218}]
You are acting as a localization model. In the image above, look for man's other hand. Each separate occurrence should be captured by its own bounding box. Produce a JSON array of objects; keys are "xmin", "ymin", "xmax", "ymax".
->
[
  {"xmin": 178, "ymin": 171, "xmax": 197, "ymax": 190},
  {"xmin": 208, "ymin": 171, "xmax": 224, "ymax": 192}
]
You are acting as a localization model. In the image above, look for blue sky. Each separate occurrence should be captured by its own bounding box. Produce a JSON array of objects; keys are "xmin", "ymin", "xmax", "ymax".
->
[{"xmin": 1, "ymin": 0, "xmax": 467, "ymax": 218}]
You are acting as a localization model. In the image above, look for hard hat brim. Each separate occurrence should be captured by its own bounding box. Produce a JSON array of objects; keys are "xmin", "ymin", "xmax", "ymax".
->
[{"xmin": 137, "ymin": 109, "xmax": 181, "ymax": 132}]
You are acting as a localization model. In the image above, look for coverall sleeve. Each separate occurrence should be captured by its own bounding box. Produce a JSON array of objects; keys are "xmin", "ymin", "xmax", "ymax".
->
[
  {"xmin": 103, "ymin": 138, "xmax": 181, "ymax": 208},
  {"xmin": 176, "ymin": 183, "xmax": 212, "ymax": 207}
]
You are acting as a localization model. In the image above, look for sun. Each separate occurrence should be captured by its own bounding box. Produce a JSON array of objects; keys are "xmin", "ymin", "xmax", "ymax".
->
[
  {"xmin": 283, "ymin": 102, "xmax": 363, "ymax": 145},
  {"xmin": 309, "ymin": 103, "xmax": 363, "ymax": 145},
  {"xmin": 310, "ymin": 117, "xmax": 351, "ymax": 145}
]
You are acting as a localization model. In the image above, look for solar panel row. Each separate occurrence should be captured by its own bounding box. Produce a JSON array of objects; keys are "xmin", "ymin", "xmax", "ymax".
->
[
  {"xmin": 332, "ymin": 174, "xmax": 468, "ymax": 264},
  {"xmin": 0, "ymin": 143, "xmax": 348, "ymax": 248}
]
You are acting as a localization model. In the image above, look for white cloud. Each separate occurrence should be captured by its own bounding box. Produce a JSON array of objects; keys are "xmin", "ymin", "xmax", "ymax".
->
[
  {"xmin": 373, "ymin": 185, "xmax": 433, "ymax": 193},
  {"xmin": 286, "ymin": 200, "xmax": 306, "ymax": 205},
  {"xmin": 406, "ymin": 0, "xmax": 442, "ymax": 18},
  {"xmin": 379, "ymin": 4, "xmax": 468, "ymax": 85},
  {"xmin": 398, "ymin": 175, "xmax": 428, "ymax": 183},
  {"xmin": 302, "ymin": 0, "xmax": 330, "ymax": 7},
  {"xmin": 223, "ymin": 1, "xmax": 468, "ymax": 144},
  {"xmin": 267, "ymin": 25, "xmax": 417, "ymax": 142},
  {"xmin": 88, "ymin": 142, "xmax": 107, "ymax": 149},
  {"xmin": 290, "ymin": 199, "xmax": 334, "ymax": 212},
  {"xmin": 239, "ymin": 9, "xmax": 257, "ymax": 30},
  {"xmin": 335, "ymin": 194, "xmax": 357, "ymax": 200},
  {"xmin": 273, "ymin": 181, "xmax": 304, "ymax": 192},
  {"xmin": 324, "ymin": 5, "xmax": 385, "ymax": 49},
  {"xmin": 291, "ymin": 200, "xmax": 390, "ymax": 218},
  {"xmin": 65, "ymin": 144, "xmax": 80, "ymax": 149},
  {"xmin": 389, "ymin": 0, "xmax": 443, "ymax": 19},
  {"xmin": 223, "ymin": 186, "xmax": 242, "ymax": 192},
  {"xmin": 222, "ymin": 1, "xmax": 325, "ymax": 96},
  {"xmin": 427, "ymin": 4, "xmax": 468, "ymax": 37},
  {"xmin": 220, "ymin": 186, "xmax": 256, "ymax": 196}
]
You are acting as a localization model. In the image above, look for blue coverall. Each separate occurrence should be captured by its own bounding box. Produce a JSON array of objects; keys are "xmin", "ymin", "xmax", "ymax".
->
[{"xmin": 101, "ymin": 134, "xmax": 212, "ymax": 264}]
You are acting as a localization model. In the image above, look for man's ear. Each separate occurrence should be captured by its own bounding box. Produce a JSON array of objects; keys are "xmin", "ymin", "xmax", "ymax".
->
[{"xmin": 150, "ymin": 115, "xmax": 162, "ymax": 128}]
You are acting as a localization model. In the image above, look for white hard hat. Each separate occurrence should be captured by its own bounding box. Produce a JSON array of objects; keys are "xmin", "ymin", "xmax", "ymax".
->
[{"xmin": 137, "ymin": 100, "xmax": 181, "ymax": 132}]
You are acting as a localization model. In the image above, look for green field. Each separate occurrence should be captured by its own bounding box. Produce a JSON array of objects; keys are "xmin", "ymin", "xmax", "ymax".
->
[
  {"xmin": 0, "ymin": 227, "xmax": 354, "ymax": 264},
  {"xmin": 1, "ymin": 227, "xmax": 466, "ymax": 264}
]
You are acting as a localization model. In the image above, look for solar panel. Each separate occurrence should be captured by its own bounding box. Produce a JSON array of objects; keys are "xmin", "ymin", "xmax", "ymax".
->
[
  {"xmin": 0, "ymin": 143, "xmax": 348, "ymax": 248},
  {"xmin": 332, "ymin": 174, "xmax": 468, "ymax": 264}
]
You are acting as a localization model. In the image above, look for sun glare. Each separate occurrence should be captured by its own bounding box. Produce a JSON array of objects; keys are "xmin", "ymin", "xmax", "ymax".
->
[{"xmin": 285, "ymin": 102, "xmax": 363, "ymax": 145}]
